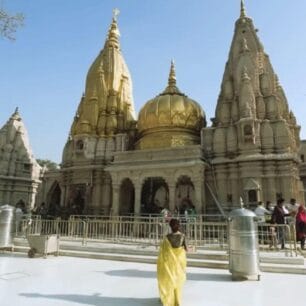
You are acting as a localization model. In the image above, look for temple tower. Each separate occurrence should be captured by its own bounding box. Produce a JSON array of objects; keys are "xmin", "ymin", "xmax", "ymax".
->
[
  {"xmin": 202, "ymin": 1, "xmax": 303, "ymax": 211},
  {"xmin": 0, "ymin": 108, "xmax": 41, "ymax": 210},
  {"xmin": 61, "ymin": 10, "xmax": 136, "ymax": 214}
]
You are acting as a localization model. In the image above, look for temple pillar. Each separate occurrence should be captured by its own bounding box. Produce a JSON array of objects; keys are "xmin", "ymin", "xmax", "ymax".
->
[
  {"xmin": 168, "ymin": 183, "xmax": 176, "ymax": 213},
  {"xmin": 134, "ymin": 184, "xmax": 142, "ymax": 215},
  {"xmin": 215, "ymin": 166, "xmax": 228, "ymax": 205},
  {"xmin": 228, "ymin": 163, "xmax": 239, "ymax": 208},
  {"xmin": 194, "ymin": 178, "xmax": 205, "ymax": 213},
  {"xmin": 111, "ymin": 183, "xmax": 120, "ymax": 215},
  {"xmin": 91, "ymin": 171, "xmax": 102, "ymax": 213},
  {"xmin": 102, "ymin": 176, "xmax": 112, "ymax": 214}
]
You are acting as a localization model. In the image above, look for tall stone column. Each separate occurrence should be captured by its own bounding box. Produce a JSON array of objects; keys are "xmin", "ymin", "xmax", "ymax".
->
[
  {"xmin": 91, "ymin": 171, "xmax": 102, "ymax": 213},
  {"xmin": 215, "ymin": 165, "xmax": 228, "ymax": 205},
  {"xmin": 228, "ymin": 163, "xmax": 239, "ymax": 208},
  {"xmin": 263, "ymin": 161, "xmax": 276, "ymax": 203},
  {"xmin": 168, "ymin": 183, "xmax": 176, "ymax": 213},
  {"xmin": 134, "ymin": 184, "xmax": 142, "ymax": 215},
  {"xmin": 111, "ymin": 183, "xmax": 120, "ymax": 215},
  {"xmin": 62, "ymin": 171, "xmax": 72, "ymax": 207},
  {"xmin": 193, "ymin": 178, "xmax": 205, "ymax": 213},
  {"xmin": 102, "ymin": 176, "xmax": 112, "ymax": 214}
]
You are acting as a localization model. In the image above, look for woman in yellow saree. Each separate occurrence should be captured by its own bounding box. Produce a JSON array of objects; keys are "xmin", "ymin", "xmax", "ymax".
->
[{"xmin": 157, "ymin": 219, "xmax": 187, "ymax": 306}]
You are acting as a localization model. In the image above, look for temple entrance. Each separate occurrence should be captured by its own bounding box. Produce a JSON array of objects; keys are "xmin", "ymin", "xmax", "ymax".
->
[
  {"xmin": 47, "ymin": 182, "xmax": 61, "ymax": 216},
  {"xmin": 68, "ymin": 184, "xmax": 86, "ymax": 214},
  {"xmin": 141, "ymin": 177, "xmax": 168, "ymax": 214},
  {"xmin": 175, "ymin": 176, "xmax": 195, "ymax": 214},
  {"xmin": 119, "ymin": 178, "xmax": 135, "ymax": 215}
]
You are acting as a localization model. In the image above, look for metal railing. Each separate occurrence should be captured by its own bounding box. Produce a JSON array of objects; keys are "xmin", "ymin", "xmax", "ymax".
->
[
  {"xmin": 257, "ymin": 223, "xmax": 297, "ymax": 257},
  {"xmin": 18, "ymin": 218, "xmax": 298, "ymax": 256}
]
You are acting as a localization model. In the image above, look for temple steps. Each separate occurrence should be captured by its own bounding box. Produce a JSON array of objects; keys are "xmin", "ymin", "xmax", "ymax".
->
[{"xmin": 12, "ymin": 238, "xmax": 306, "ymax": 275}]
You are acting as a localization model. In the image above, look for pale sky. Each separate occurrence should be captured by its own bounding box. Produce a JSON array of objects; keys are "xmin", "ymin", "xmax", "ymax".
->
[{"xmin": 1, "ymin": 0, "xmax": 306, "ymax": 163}]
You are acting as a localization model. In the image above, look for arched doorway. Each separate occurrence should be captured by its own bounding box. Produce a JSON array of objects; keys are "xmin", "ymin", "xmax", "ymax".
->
[
  {"xmin": 175, "ymin": 176, "xmax": 195, "ymax": 214},
  {"xmin": 141, "ymin": 177, "xmax": 168, "ymax": 214},
  {"xmin": 119, "ymin": 178, "xmax": 135, "ymax": 215}
]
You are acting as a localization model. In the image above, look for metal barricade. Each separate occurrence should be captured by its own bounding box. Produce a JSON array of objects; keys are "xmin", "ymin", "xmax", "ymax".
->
[
  {"xmin": 17, "ymin": 216, "xmax": 298, "ymax": 257},
  {"xmin": 257, "ymin": 223, "xmax": 297, "ymax": 257}
]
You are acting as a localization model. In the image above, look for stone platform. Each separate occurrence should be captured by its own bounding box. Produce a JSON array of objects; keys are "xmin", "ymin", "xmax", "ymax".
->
[{"xmin": 1, "ymin": 252, "xmax": 306, "ymax": 306}]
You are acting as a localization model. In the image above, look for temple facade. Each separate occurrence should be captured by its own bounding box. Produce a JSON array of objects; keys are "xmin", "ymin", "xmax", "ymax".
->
[
  {"xmin": 0, "ymin": 108, "xmax": 42, "ymax": 211},
  {"xmin": 37, "ymin": 2, "xmax": 304, "ymax": 215}
]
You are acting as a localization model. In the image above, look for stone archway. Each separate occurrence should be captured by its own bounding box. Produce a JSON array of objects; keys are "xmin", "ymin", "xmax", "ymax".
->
[
  {"xmin": 141, "ymin": 177, "xmax": 168, "ymax": 214},
  {"xmin": 175, "ymin": 176, "xmax": 195, "ymax": 214},
  {"xmin": 119, "ymin": 178, "xmax": 135, "ymax": 215}
]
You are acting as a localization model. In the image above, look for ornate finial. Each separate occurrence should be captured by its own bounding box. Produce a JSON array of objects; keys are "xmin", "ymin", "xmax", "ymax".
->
[
  {"xmin": 11, "ymin": 107, "xmax": 21, "ymax": 121},
  {"xmin": 160, "ymin": 60, "xmax": 183, "ymax": 96},
  {"xmin": 240, "ymin": 0, "xmax": 247, "ymax": 18},
  {"xmin": 168, "ymin": 59, "xmax": 176, "ymax": 87},
  {"xmin": 105, "ymin": 9, "xmax": 120, "ymax": 48},
  {"xmin": 113, "ymin": 8, "xmax": 120, "ymax": 21}
]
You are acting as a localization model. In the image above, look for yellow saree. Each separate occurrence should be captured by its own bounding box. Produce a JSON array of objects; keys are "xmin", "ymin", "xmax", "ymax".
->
[{"xmin": 157, "ymin": 238, "xmax": 187, "ymax": 306}]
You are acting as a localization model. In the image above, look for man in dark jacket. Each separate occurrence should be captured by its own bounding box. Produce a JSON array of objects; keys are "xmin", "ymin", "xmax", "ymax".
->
[{"xmin": 271, "ymin": 198, "xmax": 290, "ymax": 249}]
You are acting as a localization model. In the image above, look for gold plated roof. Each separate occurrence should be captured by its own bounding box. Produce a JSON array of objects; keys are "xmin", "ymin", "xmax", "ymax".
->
[
  {"xmin": 138, "ymin": 61, "xmax": 205, "ymax": 133},
  {"xmin": 70, "ymin": 11, "xmax": 135, "ymax": 137},
  {"xmin": 137, "ymin": 62, "xmax": 206, "ymax": 149}
]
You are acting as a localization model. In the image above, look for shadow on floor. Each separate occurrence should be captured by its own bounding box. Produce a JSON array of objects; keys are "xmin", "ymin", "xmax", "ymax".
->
[
  {"xmin": 188, "ymin": 273, "xmax": 231, "ymax": 282},
  {"xmin": 103, "ymin": 269, "xmax": 231, "ymax": 282},
  {"xmin": 103, "ymin": 269, "xmax": 156, "ymax": 278},
  {"xmin": 19, "ymin": 293, "xmax": 160, "ymax": 306}
]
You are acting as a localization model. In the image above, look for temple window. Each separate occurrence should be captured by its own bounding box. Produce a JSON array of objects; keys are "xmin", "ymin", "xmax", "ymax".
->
[
  {"xmin": 76, "ymin": 140, "xmax": 84, "ymax": 151},
  {"xmin": 227, "ymin": 194, "xmax": 233, "ymax": 203},
  {"xmin": 23, "ymin": 163, "xmax": 31, "ymax": 172},
  {"xmin": 301, "ymin": 154, "xmax": 305, "ymax": 162},
  {"xmin": 248, "ymin": 190, "xmax": 257, "ymax": 203},
  {"xmin": 244, "ymin": 124, "xmax": 253, "ymax": 143}
]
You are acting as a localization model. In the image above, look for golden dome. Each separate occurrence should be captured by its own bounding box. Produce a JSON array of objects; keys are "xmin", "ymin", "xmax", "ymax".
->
[{"xmin": 137, "ymin": 61, "xmax": 206, "ymax": 150}]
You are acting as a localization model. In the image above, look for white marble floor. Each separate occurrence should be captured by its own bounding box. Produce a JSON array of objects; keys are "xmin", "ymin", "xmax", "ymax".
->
[{"xmin": 0, "ymin": 252, "xmax": 304, "ymax": 306}]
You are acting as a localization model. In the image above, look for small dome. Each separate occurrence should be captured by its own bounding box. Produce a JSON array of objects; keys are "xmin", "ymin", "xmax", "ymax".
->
[{"xmin": 137, "ymin": 62, "xmax": 206, "ymax": 150}]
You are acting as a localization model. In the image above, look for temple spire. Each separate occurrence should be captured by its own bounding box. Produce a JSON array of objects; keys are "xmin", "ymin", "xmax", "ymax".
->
[
  {"xmin": 105, "ymin": 8, "xmax": 120, "ymax": 48},
  {"xmin": 11, "ymin": 107, "xmax": 21, "ymax": 121},
  {"xmin": 240, "ymin": 0, "xmax": 247, "ymax": 18},
  {"xmin": 161, "ymin": 60, "xmax": 183, "ymax": 95},
  {"xmin": 168, "ymin": 59, "xmax": 177, "ymax": 87}
]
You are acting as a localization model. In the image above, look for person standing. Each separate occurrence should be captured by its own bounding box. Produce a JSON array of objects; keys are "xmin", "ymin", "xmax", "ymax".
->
[
  {"xmin": 157, "ymin": 219, "xmax": 187, "ymax": 306},
  {"xmin": 296, "ymin": 205, "xmax": 306, "ymax": 250},
  {"xmin": 255, "ymin": 201, "xmax": 271, "ymax": 245},
  {"xmin": 15, "ymin": 205, "xmax": 23, "ymax": 234},
  {"xmin": 254, "ymin": 201, "xmax": 271, "ymax": 223},
  {"xmin": 271, "ymin": 198, "xmax": 290, "ymax": 249}
]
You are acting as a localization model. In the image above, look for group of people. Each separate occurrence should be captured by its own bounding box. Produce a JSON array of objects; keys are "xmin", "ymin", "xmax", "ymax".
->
[{"xmin": 254, "ymin": 198, "xmax": 306, "ymax": 250}]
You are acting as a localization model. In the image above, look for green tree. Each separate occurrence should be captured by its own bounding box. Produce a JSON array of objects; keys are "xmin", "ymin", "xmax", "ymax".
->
[
  {"xmin": 0, "ymin": 7, "xmax": 24, "ymax": 40},
  {"xmin": 37, "ymin": 159, "xmax": 59, "ymax": 171}
]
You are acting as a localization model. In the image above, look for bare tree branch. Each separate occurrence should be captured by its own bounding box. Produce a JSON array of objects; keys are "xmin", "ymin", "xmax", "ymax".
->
[{"xmin": 0, "ymin": 8, "xmax": 24, "ymax": 41}]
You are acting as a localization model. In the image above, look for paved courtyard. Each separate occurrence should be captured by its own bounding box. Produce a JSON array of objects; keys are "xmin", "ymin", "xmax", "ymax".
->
[{"xmin": 0, "ymin": 252, "xmax": 305, "ymax": 306}]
